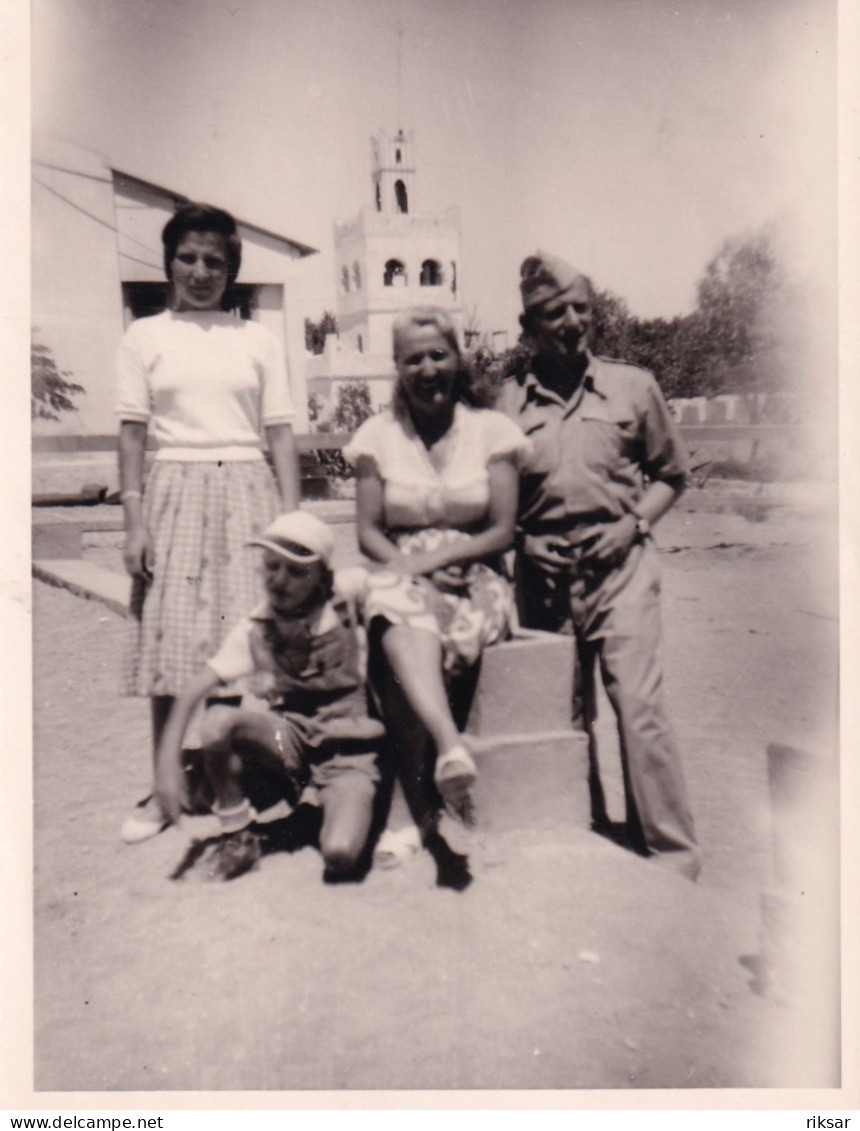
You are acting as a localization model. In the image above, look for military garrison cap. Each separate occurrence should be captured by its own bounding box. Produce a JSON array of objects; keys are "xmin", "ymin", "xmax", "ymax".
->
[{"xmin": 520, "ymin": 251, "xmax": 591, "ymax": 310}]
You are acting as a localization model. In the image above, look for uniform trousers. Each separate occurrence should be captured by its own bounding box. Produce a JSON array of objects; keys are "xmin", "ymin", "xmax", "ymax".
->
[{"xmin": 516, "ymin": 538, "xmax": 700, "ymax": 880}]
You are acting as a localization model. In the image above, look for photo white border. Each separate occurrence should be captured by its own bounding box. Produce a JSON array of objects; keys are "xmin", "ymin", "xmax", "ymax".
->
[{"xmin": 3, "ymin": 0, "xmax": 858, "ymax": 1118}]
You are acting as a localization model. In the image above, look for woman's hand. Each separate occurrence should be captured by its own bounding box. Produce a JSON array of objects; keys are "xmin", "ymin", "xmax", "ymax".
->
[
  {"xmin": 374, "ymin": 553, "xmax": 468, "ymax": 593},
  {"xmin": 118, "ymin": 421, "xmax": 153, "ymax": 577},
  {"xmin": 123, "ymin": 526, "xmax": 156, "ymax": 579},
  {"xmin": 521, "ymin": 532, "xmax": 574, "ymax": 577},
  {"xmin": 430, "ymin": 565, "xmax": 469, "ymax": 594},
  {"xmin": 380, "ymin": 550, "xmax": 439, "ymax": 578},
  {"xmin": 265, "ymin": 423, "xmax": 301, "ymax": 511}
]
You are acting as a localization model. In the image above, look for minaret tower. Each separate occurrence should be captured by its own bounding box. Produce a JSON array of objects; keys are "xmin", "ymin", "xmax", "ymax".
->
[
  {"xmin": 371, "ymin": 128, "xmax": 416, "ymax": 216},
  {"xmin": 306, "ymin": 30, "xmax": 466, "ymax": 411},
  {"xmin": 332, "ymin": 128, "xmax": 463, "ymax": 359}
]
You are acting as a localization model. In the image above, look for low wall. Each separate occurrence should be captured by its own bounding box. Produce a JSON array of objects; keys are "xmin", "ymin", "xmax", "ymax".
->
[
  {"xmin": 31, "ymin": 425, "xmax": 829, "ymax": 497},
  {"xmin": 680, "ymin": 425, "xmax": 834, "ymax": 482},
  {"xmin": 31, "ymin": 433, "xmax": 352, "ymax": 499}
]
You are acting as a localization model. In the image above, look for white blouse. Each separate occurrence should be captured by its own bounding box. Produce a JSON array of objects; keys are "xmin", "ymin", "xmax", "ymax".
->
[
  {"xmin": 115, "ymin": 310, "xmax": 295, "ymax": 460},
  {"xmin": 344, "ymin": 403, "xmax": 530, "ymax": 530}
]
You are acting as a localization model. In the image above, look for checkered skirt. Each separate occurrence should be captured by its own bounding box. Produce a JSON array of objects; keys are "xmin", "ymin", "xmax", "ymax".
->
[{"xmin": 124, "ymin": 459, "xmax": 281, "ymax": 696}]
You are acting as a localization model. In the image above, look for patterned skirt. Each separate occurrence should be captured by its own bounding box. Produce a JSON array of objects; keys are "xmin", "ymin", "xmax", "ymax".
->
[
  {"xmin": 364, "ymin": 527, "xmax": 514, "ymax": 678},
  {"xmin": 124, "ymin": 459, "xmax": 281, "ymax": 697}
]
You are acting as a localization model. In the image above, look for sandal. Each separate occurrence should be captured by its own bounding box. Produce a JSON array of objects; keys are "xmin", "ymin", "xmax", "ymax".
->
[
  {"xmin": 373, "ymin": 825, "xmax": 421, "ymax": 869},
  {"xmin": 434, "ymin": 745, "xmax": 477, "ymax": 826}
]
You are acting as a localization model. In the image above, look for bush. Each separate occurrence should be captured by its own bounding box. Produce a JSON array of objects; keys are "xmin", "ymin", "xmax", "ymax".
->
[
  {"xmin": 332, "ymin": 380, "xmax": 374, "ymax": 432},
  {"xmin": 31, "ymin": 334, "xmax": 84, "ymax": 421}
]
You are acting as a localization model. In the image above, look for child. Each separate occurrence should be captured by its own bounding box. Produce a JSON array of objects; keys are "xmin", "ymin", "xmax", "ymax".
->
[{"xmin": 154, "ymin": 510, "xmax": 384, "ymax": 882}]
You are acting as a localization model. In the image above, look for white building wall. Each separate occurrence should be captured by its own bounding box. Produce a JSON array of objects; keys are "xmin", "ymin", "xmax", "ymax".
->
[
  {"xmin": 334, "ymin": 207, "xmax": 463, "ymax": 357},
  {"xmin": 32, "ymin": 141, "xmax": 315, "ymax": 437},
  {"xmin": 114, "ymin": 178, "xmax": 179, "ymax": 286},
  {"xmin": 32, "ymin": 140, "xmax": 126, "ymax": 435}
]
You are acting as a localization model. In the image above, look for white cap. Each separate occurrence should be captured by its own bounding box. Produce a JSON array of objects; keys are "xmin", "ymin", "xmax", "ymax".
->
[{"xmin": 247, "ymin": 510, "xmax": 334, "ymax": 566}]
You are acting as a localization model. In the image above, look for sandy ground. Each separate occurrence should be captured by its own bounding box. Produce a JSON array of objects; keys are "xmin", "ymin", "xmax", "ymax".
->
[{"xmin": 31, "ymin": 481, "xmax": 841, "ymax": 1094}]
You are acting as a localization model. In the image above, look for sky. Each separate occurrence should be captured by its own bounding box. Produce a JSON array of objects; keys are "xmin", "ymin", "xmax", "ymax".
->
[{"xmin": 30, "ymin": 0, "xmax": 836, "ymax": 340}]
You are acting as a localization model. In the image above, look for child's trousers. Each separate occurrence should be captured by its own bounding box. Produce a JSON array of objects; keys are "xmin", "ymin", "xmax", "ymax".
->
[{"xmin": 199, "ymin": 704, "xmax": 381, "ymax": 874}]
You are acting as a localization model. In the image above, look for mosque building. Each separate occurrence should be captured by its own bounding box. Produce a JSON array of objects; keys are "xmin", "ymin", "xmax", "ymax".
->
[{"xmin": 306, "ymin": 128, "xmax": 464, "ymax": 416}]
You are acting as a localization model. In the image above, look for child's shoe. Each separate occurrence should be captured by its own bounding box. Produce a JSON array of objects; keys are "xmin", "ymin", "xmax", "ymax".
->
[
  {"xmin": 206, "ymin": 829, "xmax": 262, "ymax": 881},
  {"xmin": 120, "ymin": 796, "xmax": 169, "ymax": 844}
]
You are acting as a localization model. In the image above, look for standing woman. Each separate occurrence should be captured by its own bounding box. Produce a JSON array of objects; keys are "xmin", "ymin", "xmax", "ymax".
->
[
  {"xmin": 344, "ymin": 307, "xmax": 529, "ymax": 889},
  {"xmin": 117, "ymin": 203, "xmax": 300, "ymax": 843}
]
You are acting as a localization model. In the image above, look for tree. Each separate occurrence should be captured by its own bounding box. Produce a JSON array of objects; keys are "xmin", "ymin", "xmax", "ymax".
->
[
  {"xmin": 690, "ymin": 225, "xmax": 800, "ymax": 408},
  {"xmin": 467, "ymin": 339, "xmax": 533, "ymax": 404},
  {"xmin": 590, "ymin": 287, "xmax": 635, "ymax": 359},
  {"xmin": 332, "ymin": 380, "xmax": 373, "ymax": 432},
  {"xmin": 588, "ymin": 227, "xmax": 801, "ymax": 406},
  {"xmin": 463, "ymin": 303, "xmax": 482, "ymax": 349},
  {"xmin": 473, "ymin": 226, "xmax": 800, "ymax": 409},
  {"xmin": 625, "ymin": 314, "xmax": 704, "ymax": 400},
  {"xmin": 307, "ymin": 392, "xmax": 329, "ymax": 428},
  {"xmin": 589, "ymin": 290, "xmax": 707, "ymax": 399},
  {"xmin": 31, "ymin": 334, "xmax": 84, "ymax": 421},
  {"xmin": 304, "ymin": 311, "xmax": 338, "ymax": 355}
]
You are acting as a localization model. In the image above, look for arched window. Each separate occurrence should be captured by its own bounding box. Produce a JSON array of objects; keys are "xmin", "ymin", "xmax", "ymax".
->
[
  {"xmin": 340, "ymin": 266, "xmax": 350, "ymax": 294},
  {"xmin": 420, "ymin": 259, "xmax": 443, "ymax": 286},
  {"xmin": 384, "ymin": 259, "xmax": 407, "ymax": 287},
  {"xmin": 394, "ymin": 179, "xmax": 408, "ymax": 214},
  {"xmin": 352, "ymin": 262, "xmax": 362, "ymax": 290},
  {"xmin": 395, "ymin": 148, "xmax": 402, "ymax": 163}
]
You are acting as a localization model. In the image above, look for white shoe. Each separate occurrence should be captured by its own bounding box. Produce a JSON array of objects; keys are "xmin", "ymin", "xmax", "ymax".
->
[
  {"xmin": 120, "ymin": 796, "xmax": 169, "ymax": 844},
  {"xmin": 434, "ymin": 745, "xmax": 477, "ymax": 825},
  {"xmin": 373, "ymin": 825, "xmax": 421, "ymax": 869}
]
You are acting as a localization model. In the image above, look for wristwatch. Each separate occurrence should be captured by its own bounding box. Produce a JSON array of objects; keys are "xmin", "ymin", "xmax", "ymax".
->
[{"xmin": 633, "ymin": 514, "xmax": 651, "ymax": 540}]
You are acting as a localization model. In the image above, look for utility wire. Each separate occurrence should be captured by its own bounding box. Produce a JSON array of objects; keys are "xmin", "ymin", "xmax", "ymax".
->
[
  {"xmin": 32, "ymin": 175, "xmax": 163, "ymax": 269},
  {"xmin": 32, "ymin": 159, "xmax": 114, "ymax": 185}
]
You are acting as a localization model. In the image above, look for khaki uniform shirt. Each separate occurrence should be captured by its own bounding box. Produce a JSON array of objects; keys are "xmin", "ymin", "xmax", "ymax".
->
[{"xmin": 496, "ymin": 353, "xmax": 689, "ymax": 532}]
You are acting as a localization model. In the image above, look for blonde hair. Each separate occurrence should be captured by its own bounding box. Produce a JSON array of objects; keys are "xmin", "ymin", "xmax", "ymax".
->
[
  {"xmin": 392, "ymin": 307, "xmax": 461, "ymax": 362},
  {"xmin": 390, "ymin": 306, "xmax": 496, "ymax": 411}
]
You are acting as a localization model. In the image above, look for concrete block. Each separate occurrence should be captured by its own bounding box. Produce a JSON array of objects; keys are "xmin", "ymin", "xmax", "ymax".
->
[
  {"xmin": 385, "ymin": 733, "xmax": 591, "ymax": 835},
  {"xmin": 32, "ymin": 522, "xmax": 84, "ymax": 560},
  {"xmin": 472, "ymin": 734, "xmax": 590, "ymax": 832},
  {"xmin": 32, "ymin": 560, "xmax": 131, "ymax": 617},
  {"xmin": 466, "ymin": 630, "xmax": 574, "ymax": 740}
]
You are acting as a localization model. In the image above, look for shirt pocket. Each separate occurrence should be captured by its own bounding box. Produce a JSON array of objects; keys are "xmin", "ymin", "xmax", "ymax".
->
[{"xmin": 578, "ymin": 407, "xmax": 638, "ymax": 471}]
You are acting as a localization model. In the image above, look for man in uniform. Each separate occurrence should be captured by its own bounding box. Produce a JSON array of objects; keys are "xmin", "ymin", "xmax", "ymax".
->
[{"xmin": 497, "ymin": 251, "xmax": 700, "ymax": 880}]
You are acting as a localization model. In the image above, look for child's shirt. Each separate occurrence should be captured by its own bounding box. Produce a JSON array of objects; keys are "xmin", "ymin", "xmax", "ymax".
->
[{"xmin": 206, "ymin": 567, "xmax": 381, "ymax": 748}]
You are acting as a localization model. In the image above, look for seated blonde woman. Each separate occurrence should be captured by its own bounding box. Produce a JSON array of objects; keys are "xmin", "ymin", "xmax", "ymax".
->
[{"xmin": 343, "ymin": 307, "xmax": 529, "ymax": 889}]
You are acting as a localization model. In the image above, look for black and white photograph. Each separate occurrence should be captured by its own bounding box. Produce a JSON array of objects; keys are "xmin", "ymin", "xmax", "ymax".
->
[{"xmin": 4, "ymin": 0, "xmax": 857, "ymax": 1114}]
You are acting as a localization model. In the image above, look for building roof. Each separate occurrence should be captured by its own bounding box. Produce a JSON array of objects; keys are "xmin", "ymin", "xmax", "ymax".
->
[{"xmin": 111, "ymin": 167, "xmax": 318, "ymax": 258}]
